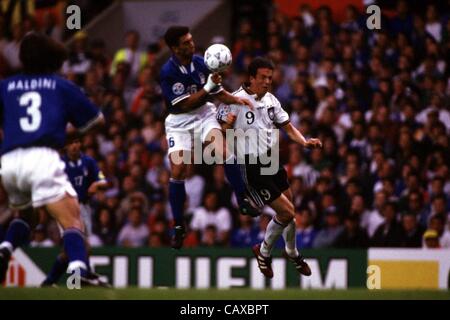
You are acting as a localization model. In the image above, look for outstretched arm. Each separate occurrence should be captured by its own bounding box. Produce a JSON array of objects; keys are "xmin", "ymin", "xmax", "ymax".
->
[
  {"xmin": 215, "ymin": 90, "xmax": 253, "ymax": 110},
  {"xmin": 211, "ymin": 73, "xmax": 253, "ymax": 109},
  {"xmin": 175, "ymin": 74, "xmax": 218, "ymax": 111},
  {"xmin": 281, "ymin": 122, "xmax": 322, "ymax": 148},
  {"xmin": 87, "ymin": 180, "xmax": 109, "ymax": 195}
]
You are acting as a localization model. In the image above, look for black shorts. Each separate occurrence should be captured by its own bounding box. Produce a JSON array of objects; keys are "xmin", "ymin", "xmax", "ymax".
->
[{"xmin": 240, "ymin": 162, "xmax": 290, "ymax": 206}]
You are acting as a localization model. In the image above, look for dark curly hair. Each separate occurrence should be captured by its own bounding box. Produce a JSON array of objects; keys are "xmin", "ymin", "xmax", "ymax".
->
[{"xmin": 19, "ymin": 32, "xmax": 68, "ymax": 74}]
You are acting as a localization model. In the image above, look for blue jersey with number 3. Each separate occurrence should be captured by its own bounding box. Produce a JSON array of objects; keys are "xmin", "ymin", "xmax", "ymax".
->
[{"xmin": 0, "ymin": 74, "xmax": 100, "ymax": 155}]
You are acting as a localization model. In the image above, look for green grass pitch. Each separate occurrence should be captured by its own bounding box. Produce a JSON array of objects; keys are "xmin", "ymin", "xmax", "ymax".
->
[{"xmin": 0, "ymin": 288, "xmax": 449, "ymax": 300}]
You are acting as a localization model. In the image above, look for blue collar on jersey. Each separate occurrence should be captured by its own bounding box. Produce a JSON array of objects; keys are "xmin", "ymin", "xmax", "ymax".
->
[{"xmin": 170, "ymin": 55, "xmax": 196, "ymax": 74}]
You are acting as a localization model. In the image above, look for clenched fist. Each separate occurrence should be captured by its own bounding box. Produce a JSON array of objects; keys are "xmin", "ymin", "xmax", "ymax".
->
[{"xmin": 304, "ymin": 138, "xmax": 322, "ymax": 149}]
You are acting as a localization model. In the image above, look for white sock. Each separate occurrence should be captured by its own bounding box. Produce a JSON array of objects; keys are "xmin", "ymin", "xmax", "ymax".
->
[
  {"xmin": 0, "ymin": 241, "xmax": 13, "ymax": 254},
  {"xmin": 282, "ymin": 220, "xmax": 299, "ymax": 258},
  {"xmin": 260, "ymin": 217, "xmax": 285, "ymax": 257},
  {"xmin": 67, "ymin": 260, "xmax": 88, "ymax": 273}
]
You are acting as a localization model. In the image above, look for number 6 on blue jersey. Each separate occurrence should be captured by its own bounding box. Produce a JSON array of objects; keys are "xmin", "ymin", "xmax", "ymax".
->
[{"xmin": 169, "ymin": 137, "xmax": 175, "ymax": 148}]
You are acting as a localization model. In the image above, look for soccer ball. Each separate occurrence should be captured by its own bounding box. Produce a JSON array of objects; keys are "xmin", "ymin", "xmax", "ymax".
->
[{"xmin": 204, "ymin": 43, "xmax": 232, "ymax": 72}]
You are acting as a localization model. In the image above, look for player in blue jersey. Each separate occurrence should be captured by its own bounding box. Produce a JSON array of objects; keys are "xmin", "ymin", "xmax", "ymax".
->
[
  {"xmin": 41, "ymin": 133, "xmax": 109, "ymax": 287},
  {"xmin": 161, "ymin": 26, "xmax": 259, "ymax": 249},
  {"xmin": 0, "ymin": 32, "xmax": 104, "ymax": 286}
]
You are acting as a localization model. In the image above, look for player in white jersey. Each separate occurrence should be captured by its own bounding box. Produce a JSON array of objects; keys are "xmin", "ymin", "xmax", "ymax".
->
[
  {"xmin": 217, "ymin": 57, "xmax": 322, "ymax": 278},
  {"xmin": 160, "ymin": 26, "xmax": 259, "ymax": 249}
]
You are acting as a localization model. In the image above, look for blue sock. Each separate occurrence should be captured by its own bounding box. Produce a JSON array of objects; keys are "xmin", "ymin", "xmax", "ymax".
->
[
  {"xmin": 63, "ymin": 228, "xmax": 88, "ymax": 276},
  {"xmin": 224, "ymin": 160, "xmax": 246, "ymax": 201},
  {"xmin": 169, "ymin": 179, "xmax": 186, "ymax": 227},
  {"xmin": 44, "ymin": 255, "xmax": 69, "ymax": 284},
  {"xmin": 3, "ymin": 219, "xmax": 31, "ymax": 251}
]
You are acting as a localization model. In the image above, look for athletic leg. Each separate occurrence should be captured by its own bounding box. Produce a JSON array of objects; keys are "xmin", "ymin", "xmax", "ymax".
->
[
  {"xmin": 169, "ymin": 150, "xmax": 188, "ymax": 249},
  {"xmin": 206, "ymin": 128, "xmax": 259, "ymax": 216},
  {"xmin": 45, "ymin": 195, "xmax": 89, "ymax": 276},
  {"xmin": 0, "ymin": 208, "xmax": 34, "ymax": 283},
  {"xmin": 279, "ymin": 190, "xmax": 311, "ymax": 276}
]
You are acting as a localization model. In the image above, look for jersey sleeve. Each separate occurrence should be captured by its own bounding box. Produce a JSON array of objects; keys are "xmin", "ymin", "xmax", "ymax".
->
[
  {"xmin": 273, "ymin": 98, "xmax": 290, "ymax": 127},
  {"xmin": 88, "ymin": 157, "xmax": 106, "ymax": 184},
  {"xmin": 160, "ymin": 70, "xmax": 190, "ymax": 106},
  {"xmin": 61, "ymin": 80, "xmax": 102, "ymax": 131}
]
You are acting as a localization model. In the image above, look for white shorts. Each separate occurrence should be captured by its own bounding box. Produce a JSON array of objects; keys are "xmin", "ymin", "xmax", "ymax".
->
[
  {"xmin": 1, "ymin": 147, "xmax": 77, "ymax": 209},
  {"xmin": 58, "ymin": 203, "xmax": 92, "ymax": 236},
  {"xmin": 165, "ymin": 102, "xmax": 221, "ymax": 155}
]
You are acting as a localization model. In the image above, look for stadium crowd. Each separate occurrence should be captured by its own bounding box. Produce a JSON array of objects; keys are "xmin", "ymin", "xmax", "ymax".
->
[{"xmin": 0, "ymin": 0, "xmax": 449, "ymax": 250}]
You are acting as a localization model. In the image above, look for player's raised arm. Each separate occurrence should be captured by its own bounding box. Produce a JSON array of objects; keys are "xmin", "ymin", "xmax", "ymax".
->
[
  {"xmin": 215, "ymin": 89, "xmax": 254, "ymax": 110},
  {"xmin": 210, "ymin": 73, "xmax": 253, "ymax": 109},
  {"xmin": 167, "ymin": 73, "xmax": 220, "ymax": 111},
  {"xmin": 281, "ymin": 122, "xmax": 322, "ymax": 149}
]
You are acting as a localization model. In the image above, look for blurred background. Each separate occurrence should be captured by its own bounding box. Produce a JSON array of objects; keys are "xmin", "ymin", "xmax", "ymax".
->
[{"xmin": 0, "ymin": 0, "xmax": 449, "ymax": 291}]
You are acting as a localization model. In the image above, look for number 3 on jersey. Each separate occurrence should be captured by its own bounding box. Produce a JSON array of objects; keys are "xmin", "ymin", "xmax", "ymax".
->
[{"xmin": 19, "ymin": 91, "xmax": 42, "ymax": 132}]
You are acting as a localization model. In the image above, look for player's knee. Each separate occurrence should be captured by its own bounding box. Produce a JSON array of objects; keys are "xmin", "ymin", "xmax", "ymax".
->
[
  {"xmin": 170, "ymin": 163, "xmax": 186, "ymax": 180},
  {"xmin": 277, "ymin": 207, "xmax": 294, "ymax": 224},
  {"xmin": 285, "ymin": 211, "xmax": 295, "ymax": 223},
  {"xmin": 171, "ymin": 170, "xmax": 185, "ymax": 180},
  {"xmin": 66, "ymin": 219, "xmax": 84, "ymax": 231}
]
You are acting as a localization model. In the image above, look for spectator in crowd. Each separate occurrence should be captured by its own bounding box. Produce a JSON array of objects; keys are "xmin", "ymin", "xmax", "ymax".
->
[
  {"xmin": 206, "ymin": 165, "xmax": 233, "ymax": 209},
  {"xmin": 400, "ymin": 212, "xmax": 424, "ymax": 247},
  {"xmin": 41, "ymin": 11, "xmax": 62, "ymax": 42},
  {"xmin": 93, "ymin": 207, "xmax": 118, "ymax": 246},
  {"xmin": 190, "ymin": 191, "xmax": 232, "ymax": 246},
  {"xmin": 2, "ymin": 22, "xmax": 23, "ymax": 72},
  {"xmin": 62, "ymin": 31, "xmax": 91, "ymax": 84},
  {"xmin": 117, "ymin": 208, "xmax": 149, "ymax": 247},
  {"xmin": 110, "ymin": 30, "xmax": 148, "ymax": 83},
  {"xmin": 289, "ymin": 176, "xmax": 315, "ymax": 213},
  {"xmin": 429, "ymin": 194, "xmax": 449, "ymax": 220},
  {"xmin": 200, "ymin": 225, "xmax": 220, "ymax": 247},
  {"xmin": 363, "ymin": 190, "xmax": 387, "ymax": 238},
  {"xmin": 371, "ymin": 201, "xmax": 404, "ymax": 247},
  {"xmin": 231, "ymin": 214, "xmax": 259, "ymax": 248},
  {"xmin": 335, "ymin": 214, "xmax": 369, "ymax": 248},
  {"xmin": 285, "ymin": 144, "xmax": 319, "ymax": 188},
  {"xmin": 30, "ymin": 224, "xmax": 54, "ymax": 248},
  {"xmin": 148, "ymin": 232, "xmax": 165, "ymax": 247},
  {"xmin": 147, "ymin": 219, "xmax": 169, "ymax": 247},
  {"xmin": 405, "ymin": 191, "xmax": 429, "ymax": 228},
  {"xmin": 294, "ymin": 208, "xmax": 318, "ymax": 249},
  {"xmin": 428, "ymin": 214, "xmax": 450, "ymax": 248},
  {"xmin": 422, "ymin": 229, "xmax": 440, "ymax": 249},
  {"xmin": 116, "ymin": 191, "xmax": 149, "ymax": 228},
  {"xmin": 313, "ymin": 207, "xmax": 344, "ymax": 248},
  {"xmin": 184, "ymin": 165, "xmax": 206, "ymax": 215}
]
